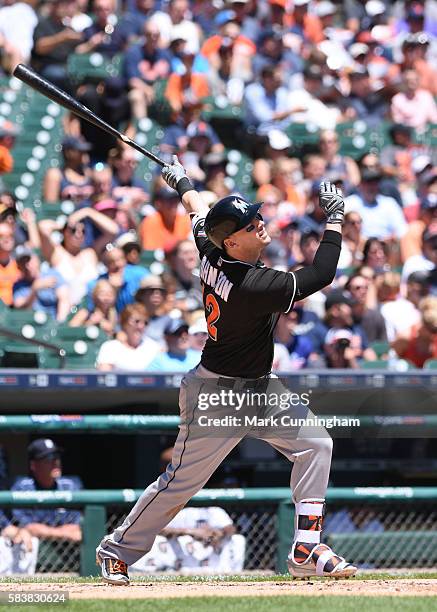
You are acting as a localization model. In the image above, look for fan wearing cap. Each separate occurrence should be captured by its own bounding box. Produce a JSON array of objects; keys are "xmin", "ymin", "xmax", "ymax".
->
[
  {"xmin": 43, "ymin": 137, "xmax": 93, "ymax": 205},
  {"xmin": 323, "ymin": 289, "xmax": 375, "ymax": 365},
  {"xmin": 147, "ymin": 318, "xmax": 201, "ymax": 372},
  {"xmin": 11, "ymin": 439, "xmax": 82, "ymax": 543},
  {"xmin": 123, "ymin": 20, "xmax": 171, "ymax": 120},
  {"xmin": 13, "ymin": 248, "xmax": 70, "ymax": 321},
  {"xmin": 345, "ymin": 166, "xmax": 408, "ymax": 240},
  {"xmin": 139, "ymin": 182, "xmax": 192, "ymax": 251},
  {"xmin": 134, "ymin": 275, "xmax": 173, "ymax": 343},
  {"xmin": 96, "ymin": 156, "xmax": 359, "ymax": 584}
]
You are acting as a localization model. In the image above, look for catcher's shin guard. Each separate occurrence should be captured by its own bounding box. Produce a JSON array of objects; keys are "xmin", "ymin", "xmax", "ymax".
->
[{"xmin": 287, "ymin": 499, "xmax": 357, "ymax": 578}]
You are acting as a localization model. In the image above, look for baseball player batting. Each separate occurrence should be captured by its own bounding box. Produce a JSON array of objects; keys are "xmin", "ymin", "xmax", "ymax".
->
[{"xmin": 96, "ymin": 156, "xmax": 357, "ymax": 583}]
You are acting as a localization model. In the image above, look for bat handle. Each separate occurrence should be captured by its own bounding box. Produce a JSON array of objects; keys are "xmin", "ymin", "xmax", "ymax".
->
[{"xmin": 121, "ymin": 135, "xmax": 166, "ymax": 167}]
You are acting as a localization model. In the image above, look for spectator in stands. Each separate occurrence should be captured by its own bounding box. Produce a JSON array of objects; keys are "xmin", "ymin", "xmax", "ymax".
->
[
  {"xmin": 323, "ymin": 289, "xmax": 376, "ymax": 362},
  {"xmin": 0, "ymin": 197, "xmax": 39, "ymax": 249},
  {"xmin": 0, "ymin": 220, "xmax": 19, "ymax": 306},
  {"xmin": 74, "ymin": 77, "xmax": 132, "ymax": 163},
  {"xmin": 402, "ymin": 223, "xmax": 437, "ymax": 283},
  {"xmin": 398, "ymin": 33, "xmax": 437, "ymax": 96},
  {"xmin": 89, "ymin": 245, "xmax": 148, "ymax": 313},
  {"xmin": 392, "ymin": 296, "xmax": 437, "ymax": 367},
  {"xmin": 345, "ymin": 168, "xmax": 408, "ymax": 240},
  {"xmin": 0, "ymin": 121, "xmax": 18, "ymax": 190},
  {"xmin": 273, "ymin": 309, "xmax": 319, "ymax": 371},
  {"xmin": 343, "ymin": 69, "xmax": 388, "ymax": 127},
  {"xmin": 318, "ymin": 130, "xmax": 360, "ymax": 192},
  {"xmin": 123, "ymin": 20, "xmax": 171, "ymax": 120},
  {"xmin": 284, "ymin": 65, "xmax": 341, "ymax": 130},
  {"xmin": 165, "ymin": 240, "xmax": 202, "ymax": 312},
  {"xmin": 188, "ymin": 316, "xmax": 208, "ymax": 352},
  {"xmin": 69, "ymin": 278, "xmax": 117, "ymax": 336},
  {"xmin": 96, "ymin": 302, "xmax": 160, "ymax": 370},
  {"xmin": 77, "ymin": 0, "xmax": 127, "ymax": 58},
  {"xmin": 252, "ymin": 28, "xmax": 300, "ymax": 80},
  {"xmin": 288, "ymin": 0, "xmax": 324, "ymax": 43},
  {"xmin": 362, "ymin": 237, "xmax": 391, "ymax": 275},
  {"xmin": 108, "ymin": 145, "xmax": 149, "ymax": 211},
  {"xmin": 405, "ymin": 270, "xmax": 431, "ymax": 309},
  {"xmin": 338, "ymin": 211, "xmax": 365, "ymax": 270},
  {"xmin": 135, "ymin": 275, "xmax": 173, "ymax": 344},
  {"xmin": 13, "ymin": 247, "xmax": 70, "ymax": 322},
  {"xmin": 0, "ymin": 0, "xmax": 38, "ymax": 70},
  {"xmin": 345, "ymin": 273, "xmax": 388, "ymax": 343},
  {"xmin": 31, "ymin": 0, "xmax": 82, "ymax": 91},
  {"xmin": 391, "ymin": 68, "xmax": 437, "ymax": 133},
  {"xmin": 243, "ymin": 65, "xmax": 300, "ymax": 135},
  {"xmin": 376, "ymin": 271, "xmax": 421, "ymax": 341},
  {"xmin": 63, "ymin": 203, "xmax": 119, "ymax": 254},
  {"xmin": 164, "ymin": 47, "xmax": 210, "ymax": 116},
  {"xmin": 150, "ymin": 0, "xmax": 202, "ymax": 54},
  {"xmin": 12, "ymin": 439, "xmax": 82, "ymax": 543},
  {"xmin": 139, "ymin": 184, "xmax": 191, "ymax": 251},
  {"xmin": 148, "ymin": 318, "xmax": 201, "ymax": 371},
  {"xmin": 206, "ymin": 37, "xmax": 245, "ymax": 106},
  {"xmin": 120, "ymin": 0, "xmax": 156, "ymax": 40},
  {"xmin": 43, "ymin": 136, "xmax": 93, "ymax": 205},
  {"xmin": 115, "ymin": 231, "xmax": 142, "ymax": 265},
  {"xmin": 37, "ymin": 216, "xmax": 99, "ymax": 307},
  {"xmin": 323, "ymin": 328, "xmax": 361, "ymax": 369}
]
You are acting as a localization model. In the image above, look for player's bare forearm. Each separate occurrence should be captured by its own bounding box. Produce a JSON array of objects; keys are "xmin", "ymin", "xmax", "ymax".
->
[{"xmin": 181, "ymin": 189, "xmax": 209, "ymax": 216}]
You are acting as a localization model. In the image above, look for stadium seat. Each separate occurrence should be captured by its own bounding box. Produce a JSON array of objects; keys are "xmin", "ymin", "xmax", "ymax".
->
[
  {"xmin": 54, "ymin": 324, "xmax": 108, "ymax": 345},
  {"xmin": 39, "ymin": 339, "xmax": 99, "ymax": 370},
  {"xmin": 67, "ymin": 53, "xmax": 122, "ymax": 84},
  {"xmin": 370, "ymin": 342, "xmax": 390, "ymax": 359},
  {"xmin": 361, "ymin": 360, "xmax": 389, "ymax": 369},
  {"xmin": 423, "ymin": 359, "xmax": 437, "ymax": 370}
]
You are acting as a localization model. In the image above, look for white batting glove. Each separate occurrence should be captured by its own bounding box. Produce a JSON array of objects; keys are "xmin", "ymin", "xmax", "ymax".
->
[
  {"xmin": 319, "ymin": 181, "xmax": 345, "ymax": 225},
  {"xmin": 161, "ymin": 155, "xmax": 188, "ymax": 190}
]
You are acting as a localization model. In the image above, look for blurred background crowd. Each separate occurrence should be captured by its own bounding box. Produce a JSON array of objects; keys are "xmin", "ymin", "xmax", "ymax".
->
[{"xmin": 0, "ymin": 0, "xmax": 436, "ymax": 371}]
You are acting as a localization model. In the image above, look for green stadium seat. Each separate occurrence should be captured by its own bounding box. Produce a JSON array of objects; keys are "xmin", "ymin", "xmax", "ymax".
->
[
  {"xmin": 67, "ymin": 53, "xmax": 122, "ymax": 84},
  {"xmin": 54, "ymin": 324, "xmax": 108, "ymax": 345},
  {"xmin": 139, "ymin": 250, "xmax": 159, "ymax": 268},
  {"xmin": 39, "ymin": 339, "xmax": 99, "ymax": 370},
  {"xmin": 370, "ymin": 341, "xmax": 390, "ymax": 359},
  {"xmin": 361, "ymin": 359, "xmax": 389, "ymax": 369},
  {"xmin": 423, "ymin": 359, "xmax": 437, "ymax": 370}
]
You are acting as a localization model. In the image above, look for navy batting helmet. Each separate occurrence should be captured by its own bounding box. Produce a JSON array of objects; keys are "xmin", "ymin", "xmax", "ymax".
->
[{"xmin": 204, "ymin": 195, "xmax": 262, "ymax": 249}]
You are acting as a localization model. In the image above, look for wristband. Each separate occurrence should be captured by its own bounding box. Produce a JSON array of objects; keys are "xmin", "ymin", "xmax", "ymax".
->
[{"xmin": 177, "ymin": 177, "xmax": 194, "ymax": 198}]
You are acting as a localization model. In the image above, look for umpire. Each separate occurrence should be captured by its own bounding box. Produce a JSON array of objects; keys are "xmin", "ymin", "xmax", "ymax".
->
[{"xmin": 97, "ymin": 156, "xmax": 357, "ymax": 583}]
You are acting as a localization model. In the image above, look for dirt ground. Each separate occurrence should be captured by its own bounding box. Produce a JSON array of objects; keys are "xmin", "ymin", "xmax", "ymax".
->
[{"xmin": 2, "ymin": 579, "xmax": 437, "ymax": 599}]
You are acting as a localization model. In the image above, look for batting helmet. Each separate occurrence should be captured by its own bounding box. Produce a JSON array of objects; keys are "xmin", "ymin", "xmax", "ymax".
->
[{"xmin": 204, "ymin": 195, "xmax": 262, "ymax": 249}]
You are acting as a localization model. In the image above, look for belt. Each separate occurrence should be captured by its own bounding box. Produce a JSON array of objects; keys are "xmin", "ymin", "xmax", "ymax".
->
[{"xmin": 217, "ymin": 377, "xmax": 269, "ymax": 391}]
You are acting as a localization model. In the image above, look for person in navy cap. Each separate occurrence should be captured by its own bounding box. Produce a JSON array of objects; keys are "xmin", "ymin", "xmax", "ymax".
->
[
  {"xmin": 148, "ymin": 318, "xmax": 202, "ymax": 372},
  {"xmin": 11, "ymin": 439, "xmax": 82, "ymax": 543}
]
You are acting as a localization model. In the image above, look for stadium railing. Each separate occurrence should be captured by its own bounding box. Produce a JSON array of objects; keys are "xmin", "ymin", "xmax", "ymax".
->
[{"xmin": 1, "ymin": 487, "xmax": 437, "ymax": 576}]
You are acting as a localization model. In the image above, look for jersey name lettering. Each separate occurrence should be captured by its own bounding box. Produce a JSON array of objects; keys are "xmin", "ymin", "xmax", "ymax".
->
[{"xmin": 200, "ymin": 255, "xmax": 234, "ymax": 303}]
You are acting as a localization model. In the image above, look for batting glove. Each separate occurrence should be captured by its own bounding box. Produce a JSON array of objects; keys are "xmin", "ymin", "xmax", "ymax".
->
[
  {"xmin": 162, "ymin": 155, "xmax": 189, "ymax": 189},
  {"xmin": 319, "ymin": 181, "xmax": 345, "ymax": 225}
]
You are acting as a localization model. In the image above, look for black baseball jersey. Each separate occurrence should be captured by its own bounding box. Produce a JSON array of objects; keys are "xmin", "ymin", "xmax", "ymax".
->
[{"xmin": 192, "ymin": 214, "xmax": 297, "ymax": 378}]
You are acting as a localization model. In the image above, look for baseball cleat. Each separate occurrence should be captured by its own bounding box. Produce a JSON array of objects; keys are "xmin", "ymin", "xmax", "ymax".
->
[
  {"xmin": 287, "ymin": 543, "xmax": 357, "ymax": 579},
  {"xmin": 97, "ymin": 554, "xmax": 130, "ymax": 585}
]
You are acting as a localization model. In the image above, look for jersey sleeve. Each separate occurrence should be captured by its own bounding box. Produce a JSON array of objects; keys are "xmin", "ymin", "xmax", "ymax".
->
[
  {"xmin": 191, "ymin": 213, "xmax": 215, "ymax": 257},
  {"xmin": 242, "ymin": 267, "xmax": 297, "ymax": 315}
]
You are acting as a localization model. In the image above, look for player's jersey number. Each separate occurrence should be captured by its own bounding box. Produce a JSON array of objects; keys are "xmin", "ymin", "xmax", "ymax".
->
[{"xmin": 205, "ymin": 293, "xmax": 220, "ymax": 341}]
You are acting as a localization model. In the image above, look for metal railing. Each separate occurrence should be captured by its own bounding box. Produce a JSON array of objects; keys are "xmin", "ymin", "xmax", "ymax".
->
[{"xmin": 1, "ymin": 487, "xmax": 437, "ymax": 575}]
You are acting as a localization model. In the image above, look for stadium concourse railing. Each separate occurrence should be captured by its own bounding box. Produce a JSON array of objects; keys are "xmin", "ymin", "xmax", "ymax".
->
[{"xmin": 1, "ymin": 487, "xmax": 437, "ymax": 576}]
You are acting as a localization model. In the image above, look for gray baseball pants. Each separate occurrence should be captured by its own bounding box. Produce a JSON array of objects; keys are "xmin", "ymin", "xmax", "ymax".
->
[{"xmin": 97, "ymin": 364, "xmax": 332, "ymax": 565}]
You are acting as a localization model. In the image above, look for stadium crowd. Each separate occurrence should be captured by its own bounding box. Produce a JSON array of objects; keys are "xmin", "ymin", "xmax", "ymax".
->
[{"xmin": 0, "ymin": 0, "xmax": 435, "ymax": 370}]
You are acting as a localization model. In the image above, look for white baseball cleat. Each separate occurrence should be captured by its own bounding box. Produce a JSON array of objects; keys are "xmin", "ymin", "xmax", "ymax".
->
[
  {"xmin": 287, "ymin": 543, "xmax": 357, "ymax": 579},
  {"xmin": 96, "ymin": 553, "xmax": 130, "ymax": 585}
]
